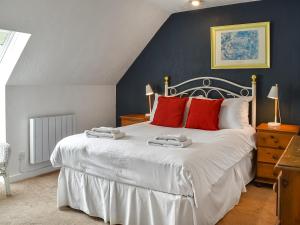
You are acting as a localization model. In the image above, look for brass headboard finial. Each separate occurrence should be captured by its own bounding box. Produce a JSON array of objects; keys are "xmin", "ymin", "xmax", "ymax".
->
[
  {"xmin": 164, "ymin": 75, "xmax": 169, "ymax": 85},
  {"xmin": 251, "ymin": 74, "xmax": 257, "ymax": 83}
]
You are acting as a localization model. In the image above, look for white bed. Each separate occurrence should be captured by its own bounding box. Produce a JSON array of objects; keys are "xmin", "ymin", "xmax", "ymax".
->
[{"xmin": 51, "ymin": 75, "xmax": 257, "ymax": 225}]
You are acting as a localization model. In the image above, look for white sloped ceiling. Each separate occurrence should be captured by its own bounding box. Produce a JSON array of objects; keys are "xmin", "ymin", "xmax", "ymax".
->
[
  {"xmin": 144, "ymin": 0, "xmax": 260, "ymax": 12},
  {"xmin": 0, "ymin": 0, "xmax": 260, "ymax": 85},
  {"xmin": 0, "ymin": 0, "xmax": 169, "ymax": 85}
]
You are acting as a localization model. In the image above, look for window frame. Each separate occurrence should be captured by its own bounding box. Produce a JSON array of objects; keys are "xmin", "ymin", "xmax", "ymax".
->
[{"xmin": 0, "ymin": 30, "xmax": 15, "ymax": 63}]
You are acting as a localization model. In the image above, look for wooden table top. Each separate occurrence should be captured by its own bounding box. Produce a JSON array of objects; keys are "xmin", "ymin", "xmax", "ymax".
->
[
  {"xmin": 276, "ymin": 135, "xmax": 300, "ymax": 170},
  {"xmin": 257, "ymin": 123, "xmax": 300, "ymax": 134}
]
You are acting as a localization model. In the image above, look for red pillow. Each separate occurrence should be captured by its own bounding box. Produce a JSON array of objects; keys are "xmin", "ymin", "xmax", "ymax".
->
[
  {"xmin": 185, "ymin": 98, "xmax": 224, "ymax": 130},
  {"xmin": 151, "ymin": 96, "xmax": 188, "ymax": 127}
]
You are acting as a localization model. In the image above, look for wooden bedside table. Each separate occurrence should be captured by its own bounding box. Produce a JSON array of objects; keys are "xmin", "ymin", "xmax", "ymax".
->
[
  {"xmin": 120, "ymin": 114, "xmax": 149, "ymax": 126},
  {"xmin": 256, "ymin": 123, "xmax": 300, "ymax": 184}
]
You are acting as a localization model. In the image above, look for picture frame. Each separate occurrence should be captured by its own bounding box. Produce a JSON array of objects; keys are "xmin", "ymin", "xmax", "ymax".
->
[{"xmin": 211, "ymin": 22, "xmax": 270, "ymax": 69}]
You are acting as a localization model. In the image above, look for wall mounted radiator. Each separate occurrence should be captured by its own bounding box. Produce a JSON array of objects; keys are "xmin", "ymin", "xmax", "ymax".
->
[{"xmin": 29, "ymin": 114, "xmax": 75, "ymax": 164}]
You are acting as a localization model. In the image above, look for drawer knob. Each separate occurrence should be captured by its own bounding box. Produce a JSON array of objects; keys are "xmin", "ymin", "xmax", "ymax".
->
[
  {"xmin": 272, "ymin": 155, "xmax": 279, "ymax": 160},
  {"xmin": 281, "ymin": 178, "xmax": 288, "ymax": 188}
]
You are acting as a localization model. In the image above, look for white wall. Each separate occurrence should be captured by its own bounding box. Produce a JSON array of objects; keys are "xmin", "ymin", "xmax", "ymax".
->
[{"xmin": 6, "ymin": 85, "xmax": 115, "ymax": 181}]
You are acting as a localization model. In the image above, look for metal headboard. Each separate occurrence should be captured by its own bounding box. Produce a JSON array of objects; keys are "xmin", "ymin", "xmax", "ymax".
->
[{"xmin": 164, "ymin": 75, "xmax": 257, "ymax": 127}]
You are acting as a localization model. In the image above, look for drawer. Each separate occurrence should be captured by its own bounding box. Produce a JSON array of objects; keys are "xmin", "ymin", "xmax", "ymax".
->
[
  {"xmin": 257, "ymin": 162, "xmax": 280, "ymax": 180},
  {"xmin": 257, "ymin": 132, "xmax": 293, "ymax": 149},
  {"xmin": 258, "ymin": 147, "xmax": 284, "ymax": 164}
]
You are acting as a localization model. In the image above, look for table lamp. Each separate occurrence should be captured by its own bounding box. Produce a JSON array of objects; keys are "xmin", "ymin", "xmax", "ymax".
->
[
  {"xmin": 267, "ymin": 84, "xmax": 281, "ymax": 127},
  {"xmin": 145, "ymin": 84, "xmax": 154, "ymax": 116}
]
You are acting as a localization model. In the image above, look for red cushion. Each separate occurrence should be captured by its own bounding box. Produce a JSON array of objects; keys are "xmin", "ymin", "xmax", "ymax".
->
[
  {"xmin": 151, "ymin": 96, "xmax": 188, "ymax": 127},
  {"xmin": 185, "ymin": 98, "xmax": 224, "ymax": 130}
]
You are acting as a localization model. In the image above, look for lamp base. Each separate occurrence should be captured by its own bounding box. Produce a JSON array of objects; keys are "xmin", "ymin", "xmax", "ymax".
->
[{"xmin": 268, "ymin": 122, "xmax": 281, "ymax": 128}]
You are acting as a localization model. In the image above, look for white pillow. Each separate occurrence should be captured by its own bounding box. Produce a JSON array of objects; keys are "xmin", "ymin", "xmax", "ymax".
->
[
  {"xmin": 150, "ymin": 93, "xmax": 160, "ymax": 122},
  {"xmin": 219, "ymin": 97, "xmax": 252, "ymax": 129}
]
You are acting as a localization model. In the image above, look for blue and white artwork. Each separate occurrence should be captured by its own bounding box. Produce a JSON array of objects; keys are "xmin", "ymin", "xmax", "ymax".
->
[{"xmin": 221, "ymin": 30, "xmax": 259, "ymax": 60}]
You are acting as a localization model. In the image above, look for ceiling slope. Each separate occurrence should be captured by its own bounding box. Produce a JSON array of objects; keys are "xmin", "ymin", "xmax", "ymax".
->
[
  {"xmin": 0, "ymin": 0, "xmax": 169, "ymax": 85},
  {"xmin": 144, "ymin": 0, "xmax": 260, "ymax": 12}
]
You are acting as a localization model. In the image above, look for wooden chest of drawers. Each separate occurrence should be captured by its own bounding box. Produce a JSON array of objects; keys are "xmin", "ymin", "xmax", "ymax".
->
[
  {"xmin": 275, "ymin": 136, "xmax": 300, "ymax": 225},
  {"xmin": 120, "ymin": 114, "xmax": 149, "ymax": 126},
  {"xmin": 256, "ymin": 123, "xmax": 300, "ymax": 184}
]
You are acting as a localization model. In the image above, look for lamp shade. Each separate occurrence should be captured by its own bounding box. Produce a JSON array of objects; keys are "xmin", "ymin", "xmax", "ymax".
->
[
  {"xmin": 145, "ymin": 84, "xmax": 154, "ymax": 96},
  {"xmin": 267, "ymin": 84, "xmax": 278, "ymax": 99}
]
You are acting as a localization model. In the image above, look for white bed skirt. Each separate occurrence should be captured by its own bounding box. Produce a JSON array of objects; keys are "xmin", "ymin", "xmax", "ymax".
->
[{"xmin": 57, "ymin": 153, "xmax": 254, "ymax": 225}]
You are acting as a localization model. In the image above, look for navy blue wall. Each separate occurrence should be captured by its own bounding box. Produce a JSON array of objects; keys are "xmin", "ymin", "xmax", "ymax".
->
[{"xmin": 117, "ymin": 0, "xmax": 300, "ymax": 127}]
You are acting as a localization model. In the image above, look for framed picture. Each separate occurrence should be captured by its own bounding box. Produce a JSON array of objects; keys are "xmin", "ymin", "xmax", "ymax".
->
[{"xmin": 211, "ymin": 22, "xmax": 270, "ymax": 69}]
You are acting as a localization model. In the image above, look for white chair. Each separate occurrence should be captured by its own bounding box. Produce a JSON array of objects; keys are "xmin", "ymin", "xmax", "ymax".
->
[{"xmin": 0, "ymin": 143, "xmax": 11, "ymax": 196}]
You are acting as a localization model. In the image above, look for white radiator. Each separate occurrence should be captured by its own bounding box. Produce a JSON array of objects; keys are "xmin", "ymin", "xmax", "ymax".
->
[{"xmin": 29, "ymin": 114, "xmax": 75, "ymax": 164}]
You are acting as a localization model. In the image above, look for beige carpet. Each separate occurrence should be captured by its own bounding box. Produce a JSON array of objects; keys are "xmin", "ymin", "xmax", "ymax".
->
[{"xmin": 0, "ymin": 172, "xmax": 276, "ymax": 225}]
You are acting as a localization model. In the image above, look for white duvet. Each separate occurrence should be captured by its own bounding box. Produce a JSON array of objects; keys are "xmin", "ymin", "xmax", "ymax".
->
[{"xmin": 50, "ymin": 122, "xmax": 256, "ymax": 208}]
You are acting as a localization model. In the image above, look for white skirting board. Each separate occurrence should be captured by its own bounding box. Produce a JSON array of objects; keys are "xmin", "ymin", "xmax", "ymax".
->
[{"xmin": 9, "ymin": 166, "xmax": 59, "ymax": 183}]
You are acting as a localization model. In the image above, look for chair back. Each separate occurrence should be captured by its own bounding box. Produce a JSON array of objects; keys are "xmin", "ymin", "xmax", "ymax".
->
[{"xmin": 0, "ymin": 143, "xmax": 10, "ymax": 168}]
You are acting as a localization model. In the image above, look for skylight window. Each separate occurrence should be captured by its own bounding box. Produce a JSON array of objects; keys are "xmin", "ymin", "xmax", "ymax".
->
[
  {"xmin": 0, "ymin": 29, "xmax": 14, "ymax": 62},
  {"xmin": 0, "ymin": 29, "xmax": 30, "ymax": 142}
]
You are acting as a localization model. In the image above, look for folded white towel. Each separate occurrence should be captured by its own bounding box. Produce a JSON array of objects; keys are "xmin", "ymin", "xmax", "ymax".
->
[
  {"xmin": 85, "ymin": 130, "xmax": 125, "ymax": 140},
  {"xmin": 155, "ymin": 134, "xmax": 187, "ymax": 142},
  {"xmin": 147, "ymin": 138, "xmax": 192, "ymax": 148},
  {"xmin": 91, "ymin": 127, "xmax": 120, "ymax": 134}
]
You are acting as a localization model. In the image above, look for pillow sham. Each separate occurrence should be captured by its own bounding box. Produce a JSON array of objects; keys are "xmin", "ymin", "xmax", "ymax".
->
[
  {"xmin": 151, "ymin": 96, "xmax": 188, "ymax": 127},
  {"xmin": 219, "ymin": 97, "xmax": 252, "ymax": 129},
  {"xmin": 185, "ymin": 98, "xmax": 224, "ymax": 130}
]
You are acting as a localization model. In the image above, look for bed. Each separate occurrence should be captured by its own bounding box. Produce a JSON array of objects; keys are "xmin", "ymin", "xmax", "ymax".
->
[{"xmin": 51, "ymin": 75, "xmax": 257, "ymax": 225}]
